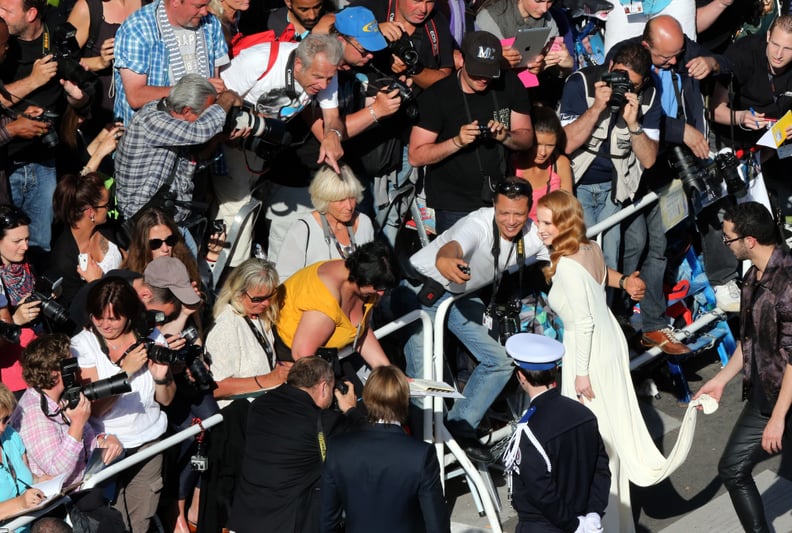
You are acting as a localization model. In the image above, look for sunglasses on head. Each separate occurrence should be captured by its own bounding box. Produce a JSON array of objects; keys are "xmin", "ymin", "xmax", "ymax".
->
[
  {"xmin": 148, "ymin": 235, "xmax": 179, "ymax": 250},
  {"xmin": 496, "ymin": 181, "xmax": 532, "ymax": 197},
  {"xmin": 0, "ymin": 208, "xmax": 29, "ymax": 229}
]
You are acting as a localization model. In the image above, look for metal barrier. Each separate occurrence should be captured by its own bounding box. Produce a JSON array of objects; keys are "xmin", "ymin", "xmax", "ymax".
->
[{"xmin": 2, "ymin": 414, "xmax": 225, "ymax": 530}]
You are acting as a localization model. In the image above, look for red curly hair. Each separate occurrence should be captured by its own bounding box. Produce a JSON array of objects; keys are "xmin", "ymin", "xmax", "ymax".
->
[{"xmin": 537, "ymin": 190, "xmax": 589, "ymax": 283}]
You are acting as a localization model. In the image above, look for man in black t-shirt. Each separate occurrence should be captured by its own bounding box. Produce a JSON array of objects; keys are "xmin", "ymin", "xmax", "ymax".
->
[
  {"xmin": 710, "ymin": 15, "xmax": 792, "ymax": 215},
  {"xmin": 409, "ymin": 31, "xmax": 533, "ymax": 232},
  {"xmin": 0, "ymin": 0, "xmax": 88, "ymax": 257}
]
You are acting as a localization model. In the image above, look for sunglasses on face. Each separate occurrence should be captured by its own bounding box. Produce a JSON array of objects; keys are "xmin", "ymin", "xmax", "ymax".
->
[
  {"xmin": 245, "ymin": 290, "xmax": 276, "ymax": 303},
  {"xmin": 148, "ymin": 235, "xmax": 179, "ymax": 250}
]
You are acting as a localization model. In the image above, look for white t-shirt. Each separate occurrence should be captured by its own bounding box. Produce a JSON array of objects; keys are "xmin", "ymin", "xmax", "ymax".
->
[
  {"xmin": 410, "ymin": 207, "xmax": 550, "ymax": 294},
  {"xmin": 221, "ymin": 41, "xmax": 338, "ymax": 121},
  {"xmin": 71, "ymin": 329, "xmax": 168, "ymax": 448}
]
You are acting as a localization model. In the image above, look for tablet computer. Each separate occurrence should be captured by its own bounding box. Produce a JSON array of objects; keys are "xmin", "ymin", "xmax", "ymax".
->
[{"xmin": 510, "ymin": 27, "xmax": 553, "ymax": 69}]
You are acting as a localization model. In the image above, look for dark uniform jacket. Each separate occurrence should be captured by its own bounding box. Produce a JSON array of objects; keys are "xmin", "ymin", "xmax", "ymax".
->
[{"xmin": 511, "ymin": 388, "xmax": 610, "ymax": 532}]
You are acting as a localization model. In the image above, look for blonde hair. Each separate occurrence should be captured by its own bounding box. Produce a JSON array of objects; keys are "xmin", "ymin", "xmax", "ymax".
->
[
  {"xmin": 537, "ymin": 190, "xmax": 589, "ymax": 283},
  {"xmin": 0, "ymin": 383, "xmax": 17, "ymax": 415},
  {"xmin": 362, "ymin": 366, "xmax": 410, "ymax": 423},
  {"xmin": 309, "ymin": 164, "xmax": 365, "ymax": 213},
  {"xmin": 213, "ymin": 258, "xmax": 280, "ymax": 326}
]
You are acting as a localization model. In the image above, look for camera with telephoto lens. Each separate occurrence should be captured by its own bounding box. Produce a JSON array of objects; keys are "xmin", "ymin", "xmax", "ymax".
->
[
  {"xmin": 51, "ymin": 23, "xmax": 97, "ymax": 95},
  {"xmin": 489, "ymin": 298, "xmax": 522, "ymax": 345},
  {"xmin": 29, "ymin": 277, "xmax": 70, "ymax": 325},
  {"xmin": 225, "ymin": 104, "xmax": 293, "ymax": 160},
  {"xmin": 668, "ymin": 145, "xmax": 746, "ymax": 199},
  {"xmin": 60, "ymin": 357, "xmax": 131, "ymax": 410},
  {"xmin": 388, "ymin": 34, "xmax": 421, "ymax": 72},
  {"xmin": 601, "ymin": 69, "xmax": 634, "ymax": 112},
  {"xmin": 379, "ymin": 77, "xmax": 419, "ymax": 120},
  {"xmin": 136, "ymin": 323, "xmax": 217, "ymax": 393},
  {"xmin": 0, "ymin": 321, "xmax": 21, "ymax": 344}
]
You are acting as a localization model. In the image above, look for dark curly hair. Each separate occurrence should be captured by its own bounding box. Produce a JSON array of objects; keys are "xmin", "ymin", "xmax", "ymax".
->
[
  {"xmin": 345, "ymin": 240, "xmax": 398, "ymax": 290},
  {"xmin": 22, "ymin": 334, "xmax": 71, "ymax": 390}
]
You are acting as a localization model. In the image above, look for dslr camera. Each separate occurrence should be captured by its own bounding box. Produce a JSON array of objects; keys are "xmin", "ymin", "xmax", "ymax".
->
[
  {"xmin": 388, "ymin": 34, "xmax": 421, "ymax": 74},
  {"xmin": 225, "ymin": 104, "xmax": 293, "ymax": 160},
  {"xmin": 668, "ymin": 145, "xmax": 746, "ymax": 202},
  {"xmin": 488, "ymin": 298, "xmax": 522, "ymax": 345},
  {"xmin": 378, "ymin": 77, "xmax": 418, "ymax": 120},
  {"xmin": 601, "ymin": 69, "xmax": 634, "ymax": 112},
  {"xmin": 51, "ymin": 23, "xmax": 97, "ymax": 95},
  {"xmin": 29, "ymin": 277, "xmax": 70, "ymax": 325},
  {"xmin": 135, "ymin": 323, "xmax": 217, "ymax": 393},
  {"xmin": 60, "ymin": 357, "xmax": 131, "ymax": 410}
]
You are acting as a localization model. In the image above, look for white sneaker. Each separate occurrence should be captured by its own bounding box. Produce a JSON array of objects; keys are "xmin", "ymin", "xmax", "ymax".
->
[{"xmin": 714, "ymin": 280, "xmax": 740, "ymax": 313}]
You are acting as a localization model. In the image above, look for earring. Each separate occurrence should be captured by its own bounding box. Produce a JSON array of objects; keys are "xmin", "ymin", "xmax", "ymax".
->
[{"xmin": 90, "ymin": 214, "xmax": 95, "ymax": 223}]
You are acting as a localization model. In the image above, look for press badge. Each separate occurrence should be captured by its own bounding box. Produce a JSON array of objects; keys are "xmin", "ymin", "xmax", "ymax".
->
[
  {"xmin": 482, "ymin": 312, "xmax": 493, "ymax": 330},
  {"xmin": 624, "ymin": 1, "xmax": 647, "ymax": 23}
]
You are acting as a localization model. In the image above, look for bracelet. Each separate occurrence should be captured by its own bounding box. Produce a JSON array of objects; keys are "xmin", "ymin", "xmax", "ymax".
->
[
  {"xmin": 368, "ymin": 105, "xmax": 379, "ymax": 124},
  {"xmin": 153, "ymin": 376, "xmax": 173, "ymax": 385},
  {"xmin": 619, "ymin": 274, "xmax": 628, "ymax": 290},
  {"xmin": 451, "ymin": 136, "xmax": 463, "ymax": 148},
  {"xmin": 328, "ymin": 128, "xmax": 343, "ymax": 140},
  {"xmin": 737, "ymin": 111, "xmax": 753, "ymax": 131},
  {"xmin": 254, "ymin": 375, "xmax": 264, "ymax": 389}
]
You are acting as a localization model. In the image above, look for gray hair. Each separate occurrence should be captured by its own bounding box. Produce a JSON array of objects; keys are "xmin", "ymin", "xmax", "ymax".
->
[
  {"xmin": 166, "ymin": 74, "xmax": 217, "ymax": 114},
  {"xmin": 295, "ymin": 33, "xmax": 343, "ymax": 70},
  {"xmin": 213, "ymin": 258, "xmax": 280, "ymax": 326},
  {"xmin": 309, "ymin": 164, "xmax": 364, "ymax": 213}
]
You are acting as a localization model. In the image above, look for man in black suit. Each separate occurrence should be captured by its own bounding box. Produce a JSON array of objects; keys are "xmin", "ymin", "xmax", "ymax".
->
[
  {"xmin": 503, "ymin": 334, "xmax": 611, "ymax": 532},
  {"xmin": 319, "ymin": 366, "xmax": 450, "ymax": 533},
  {"xmin": 228, "ymin": 356, "xmax": 363, "ymax": 533}
]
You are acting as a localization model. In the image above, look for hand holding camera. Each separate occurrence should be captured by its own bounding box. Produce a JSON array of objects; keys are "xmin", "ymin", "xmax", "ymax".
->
[
  {"xmin": 12, "ymin": 298, "xmax": 41, "ymax": 326},
  {"xmin": 121, "ymin": 341, "xmax": 150, "ymax": 376},
  {"xmin": 63, "ymin": 392, "xmax": 92, "ymax": 429}
]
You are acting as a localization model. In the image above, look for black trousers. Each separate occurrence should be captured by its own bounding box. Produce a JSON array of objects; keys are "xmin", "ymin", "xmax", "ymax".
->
[{"xmin": 718, "ymin": 401, "xmax": 787, "ymax": 533}]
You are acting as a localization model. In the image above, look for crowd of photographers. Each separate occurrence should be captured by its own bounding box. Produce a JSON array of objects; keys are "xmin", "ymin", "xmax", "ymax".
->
[{"xmin": 0, "ymin": 0, "xmax": 792, "ymax": 530}]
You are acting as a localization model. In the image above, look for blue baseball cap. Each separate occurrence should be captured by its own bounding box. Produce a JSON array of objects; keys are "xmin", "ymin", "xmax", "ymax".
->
[
  {"xmin": 334, "ymin": 7, "xmax": 387, "ymax": 52},
  {"xmin": 505, "ymin": 333, "xmax": 565, "ymax": 371}
]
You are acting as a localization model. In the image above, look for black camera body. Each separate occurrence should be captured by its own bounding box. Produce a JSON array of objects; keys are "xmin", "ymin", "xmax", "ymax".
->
[
  {"xmin": 316, "ymin": 347, "xmax": 348, "ymax": 394},
  {"xmin": 477, "ymin": 123, "xmax": 493, "ymax": 140},
  {"xmin": 0, "ymin": 321, "xmax": 21, "ymax": 344},
  {"xmin": 51, "ymin": 23, "xmax": 97, "ymax": 96},
  {"xmin": 225, "ymin": 104, "xmax": 293, "ymax": 160},
  {"xmin": 136, "ymin": 329, "xmax": 217, "ymax": 393},
  {"xmin": 381, "ymin": 77, "xmax": 418, "ymax": 120},
  {"xmin": 668, "ymin": 145, "xmax": 746, "ymax": 200},
  {"xmin": 388, "ymin": 34, "xmax": 421, "ymax": 73},
  {"xmin": 488, "ymin": 298, "xmax": 522, "ymax": 345},
  {"xmin": 60, "ymin": 357, "xmax": 131, "ymax": 410},
  {"xmin": 29, "ymin": 277, "xmax": 69, "ymax": 325},
  {"xmin": 601, "ymin": 69, "xmax": 634, "ymax": 112},
  {"xmin": 22, "ymin": 110, "xmax": 60, "ymax": 149}
]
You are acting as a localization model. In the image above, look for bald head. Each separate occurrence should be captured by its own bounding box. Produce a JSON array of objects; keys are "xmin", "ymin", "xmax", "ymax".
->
[{"xmin": 642, "ymin": 15, "xmax": 685, "ymax": 69}]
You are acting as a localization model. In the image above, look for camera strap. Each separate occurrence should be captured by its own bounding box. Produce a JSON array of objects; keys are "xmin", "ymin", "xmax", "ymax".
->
[
  {"xmin": 458, "ymin": 71, "xmax": 504, "ymax": 196},
  {"xmin": 386, "ymin": 0, "xmax": 440, "ymax": 61},
  {"xmin": 488, "ymin": 215, "xmax": 525, "ymax": 310},
  {"xmin": 670, "ymin": 70, "xmax": 685, "ymax": 121},
  {"xmin": 320, "ymin": 213, "xmax": 356, "ymax": 259},
  {"xmin": 284, "ymin": 50, "xmax": 299, "ymax": 101},
  {"xmin": 242, "ymin": 316, "xmax": 276, "ymax": 370},
  {"xmin": 36, "ymin": 388, "xmax": 68, "ymax": 424}
]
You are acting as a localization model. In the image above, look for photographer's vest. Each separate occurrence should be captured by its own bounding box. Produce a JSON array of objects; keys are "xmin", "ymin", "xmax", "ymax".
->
[{"xmin": 568, "ymin": 65, "xmax": 657, "ymax": 203}]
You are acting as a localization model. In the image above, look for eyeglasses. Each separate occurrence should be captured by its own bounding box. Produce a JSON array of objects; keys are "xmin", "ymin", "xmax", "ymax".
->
[
  {"xmin": 245, "ymin": 290, "xmax": 276, "ymax": 303},
  {"xmin": 93, "ymin": 203, "xmax": 110, "ymax": 210},
  {"xmin": 148, "ymin": 235, "xmax": 179, "ymax": 250},
  {"xmin": 648, "ymin": 45, "xmax": 685, "ymax": 62},
  {"xmin": 496, "ymin": 181, "xmax": 532, "ymax": 198},
  {"xmin": 722, "ymin": 235, "xmax": 745, "ymax": 246},
  {"xmin": 342, "ymin": 36, "xmax": 372, "ymax": 57},
  {"xmin": 0, "ymin": 415, "xmax": 10, "ymax": 425}
]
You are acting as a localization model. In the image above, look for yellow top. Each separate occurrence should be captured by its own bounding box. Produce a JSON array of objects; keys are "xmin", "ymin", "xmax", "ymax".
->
[{"xmin": 277, "ymin": 261, "xmax": 374, "ymax": 350}]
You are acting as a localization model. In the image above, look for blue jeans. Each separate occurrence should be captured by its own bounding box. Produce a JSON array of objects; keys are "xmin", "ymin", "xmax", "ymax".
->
[
  {"xmin": 400, "ymin": 282, "xmax": 514, "ymax": 435},
  {"xmin": 622, "ymin": 202, "xmax": 668, "ymax": 332},
  {"xmin": 7, "ymin": 160, "xmax": 56, "ymax": 252},
  {"xmin": 575, "ymin": 181, "xmax": 620, "ymax": 270}
]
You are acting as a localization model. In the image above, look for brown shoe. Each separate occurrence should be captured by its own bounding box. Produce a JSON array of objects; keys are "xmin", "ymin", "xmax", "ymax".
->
[{"xmin": 641, "ymin": 328, "xmax": 691, "ymax": 356}]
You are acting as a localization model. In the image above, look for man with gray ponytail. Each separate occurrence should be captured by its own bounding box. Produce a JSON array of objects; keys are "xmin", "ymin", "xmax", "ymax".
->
[{"xmin": 114, "ymin": 74, "xmax": 243, "ymax": 228}]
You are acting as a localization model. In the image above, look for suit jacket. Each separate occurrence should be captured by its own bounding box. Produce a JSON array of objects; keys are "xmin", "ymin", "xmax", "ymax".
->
[
  {"xmin": 228, "ymin": 384, "xmax": 365, "ymax": 533},
  {"xmin": 511, "ymin": 388, "xmax": 611, "ymax": 532},
  {"xmin": 319, "ymin": 423, "xmax": 450, "ymax": 533}
]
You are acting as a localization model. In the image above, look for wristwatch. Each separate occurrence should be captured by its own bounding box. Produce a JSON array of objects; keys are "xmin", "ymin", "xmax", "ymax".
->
[{"xmin": 628, "ymin": 126, "xmax": 644, "ymax": 135}]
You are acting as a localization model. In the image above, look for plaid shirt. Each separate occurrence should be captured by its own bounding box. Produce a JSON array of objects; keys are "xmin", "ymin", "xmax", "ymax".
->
[
  {"xmin": 10, "ymin": 388, "xmax": 97, "ymax": 487},
  {"xmin": 115, "ymin": 100, "xmax": 227, "ymax": 222},
  {"xmin": 113, "ymin": 0, "xmax": 228, "ymax": 125},
  {"xmin": 0, "ymin": 116, "xmax": 11, "ymax": 146}
]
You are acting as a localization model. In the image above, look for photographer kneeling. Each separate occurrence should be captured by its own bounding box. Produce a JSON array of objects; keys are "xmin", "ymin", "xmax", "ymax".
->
[
  {"xmin": 70, "ymin": 276, "xmax": 177, "ymax": 533},
  {"xmin": 114, "ymin": 75, "xmax": 244, "ymax": 250},
  {"xmin": 11, "ymin": 334, "xmax": 125, "ymax": 529}
]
